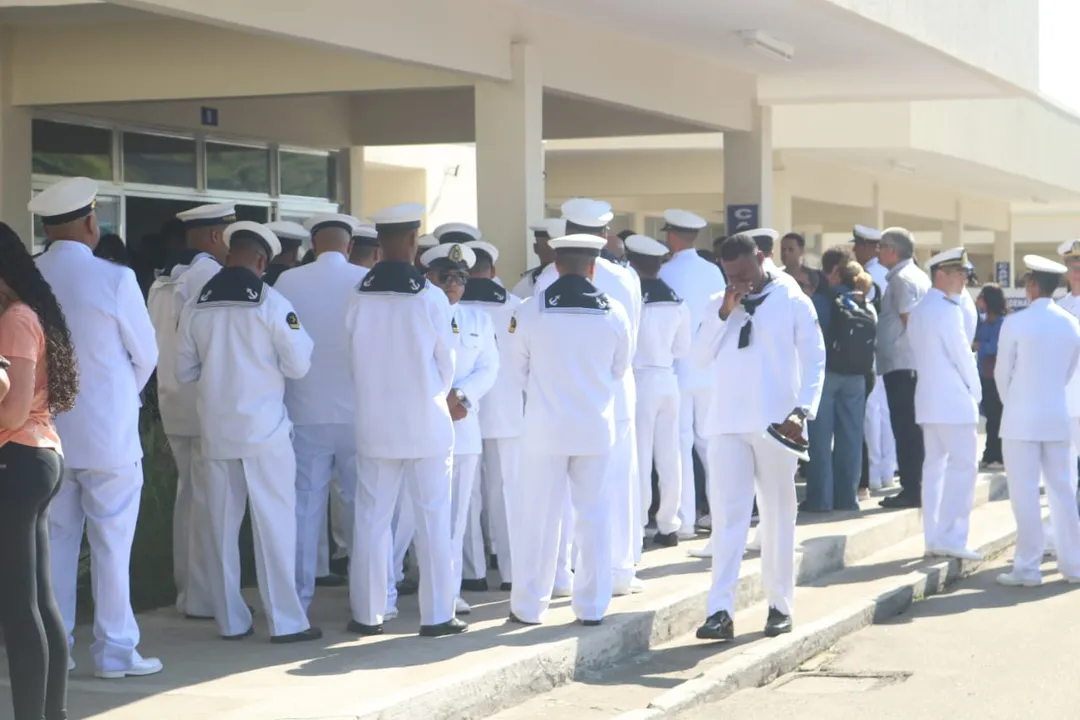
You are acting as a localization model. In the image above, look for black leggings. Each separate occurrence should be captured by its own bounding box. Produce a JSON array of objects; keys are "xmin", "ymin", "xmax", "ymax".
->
[{"xmin": 0, "ymin": 442, "xmax": 68, "ymax": 720}]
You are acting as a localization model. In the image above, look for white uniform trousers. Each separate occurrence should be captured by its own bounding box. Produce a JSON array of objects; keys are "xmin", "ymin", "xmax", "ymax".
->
[
  {"xmin": 706, "ymin": 433, "xmax": 798, "ymax": 617},
  {"xmin": 480, "ymin": 438, "xmax": 518, "ymax": 584},
  {"xmin": 635, "ymin": 371, "xmax": 683, "ymax": 535},
  {"xmin": 315, "ymin": 472, "xmax": 352, "ymax": 577},
  {"xmin": 293, "ymin": 423, "xmax": 358, "ymax": 609},
  {"xmin": 462, "ymin": 460, "xmax": 487, "ymax": 582},
  {"xmin": 49, "ymin": 462, "xmax": 143, "ymax": 672},
  {"xmin": 920, "ymin": 424, "xmax": 979, "ymax": 552},
  {"xmin": 202, "ymin": 444, "xmax": 309, "ymax": 638},
  {"xmin": 679, "ymin": 386, "xmax": 713, "ymax": 530},
  {"xmin": 1003, "ymin": 440, "xmax": 1080, "ymax": 580},
  {"xmin": 168, "ymin": 435, "xmax": 213, "ymax": 617},
  {"xmin": 865, "ymin": 379, "xmax": 897, "ymax": 487},
  {"xmin": 609, "ymin": 418, "xmax": 641, "ymax": 585},
  {"xmin": 556, "ymin": 498, "xmax": 574, "ymax": 590},
  {"xmin": 353, "ymin": 455, "xmax": 455, "ymax": 626},
  {"xmin": 450, "ymin": 454, "xmax": 482, "ymax": 592},
  {"xmin": 509, "ymin": 451, "xmax": 612, "ymax": 623}
]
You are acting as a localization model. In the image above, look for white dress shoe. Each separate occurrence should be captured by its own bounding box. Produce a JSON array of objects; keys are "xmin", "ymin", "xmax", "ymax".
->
[
  {"xmin": 454, "ymin": 596, "xmax": 472, "ymax": 615},
  {"xmin": 687, "ymin": 545, "xmax": 712, "ymax": 559},
  {"xmin": 746, "ymin": 534, "xmax": 762, "ymax": 552},
  {"xmin": 996, "ymin": 571, "xmax": 1042, "ymax": 588},
  {"xmin": 695, "ymin": 514, "xmax": 712, "ymax": 531},
  {"xmin": 68, "ymin": 657, "xmax": 75, "ymax": 672},
  {"xmin": 552, "ymin": 586, "xmax": 573, "ymax": 598},
  {"xmin": 612, "ymin": 577, "xmax": 645, "ymax": 596},
  {"xmin": 383, "ymin": 607, "xmax": 399, "ymax": 621},
  {"xmin": 95, "ymin": 654, "xmax": 163, "ymax": 679},
  {"xmin": 936, "ymin": 547, "xmax": 983, "ymax": 561}
]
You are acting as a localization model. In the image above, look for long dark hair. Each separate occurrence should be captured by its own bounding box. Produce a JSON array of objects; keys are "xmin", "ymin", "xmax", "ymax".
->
[
  {"xmin": 0, "ymin": 223, "xmax": 78, "ymax": 414},
  {"xmin": 979, "ymin": 283, "xmax": 1008, "ymax": 319}
]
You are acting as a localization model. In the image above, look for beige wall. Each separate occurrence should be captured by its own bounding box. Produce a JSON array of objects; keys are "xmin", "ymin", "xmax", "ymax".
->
[{"xmin": 362, "ymin": 164, "xmax": 429, "ymax": 230}]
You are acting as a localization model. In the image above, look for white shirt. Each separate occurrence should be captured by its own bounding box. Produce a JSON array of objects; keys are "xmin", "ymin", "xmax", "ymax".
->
[
  {"xmin": 37, "ymin": 241, "xmax": 158, "ymax": 469},
  {"xmin": 147, "ymin": 253, "xmax": 221, "ymax": 438},
  {"xmin": 691, "ymin": 273, "xmax": 825, "ymax": 437},
  {"xmin": 176, "ymin": 266, "xmax": 313, "ymax": 460},
  {"xmin": 509, "ymin": 273, "xmax": 632, "ymax": 456},
  {"xmin": 876, "ymin": 258, "xmax": 931, "ymax": 374},
  {"xmin": 864, "ymin": 257, "xmax": 889, "ymax": 302},
  {"xmin": 449, "ymin": 302, "xmax": 499, "ymax": 455},
  {"xmin": 460, "ymin": 279, "xmax": 524, "ymax": 439},
  {"xmin": 633, "ymin": 278, "xmax": 691, "ymax": 372},
  {"xmin": 908, "ymin": 289, "xmax": 981, "ymax": 425},
  {"xmin": 955, "ymin": 290, "xmax": 977, "ymax": 345},
  {"xmin": 346, "ymin": 261, "xmax": 456, "ymax": 459},
  {"xmin": 996, "ymin": 297, "xmax": 1080, "ymax": 442},
  {"xmin": 658, "ymin": 248, "xmax": 727, "ymax": 391},
  {"xmin": 274, "ymin": 251, "xmax": 369, "ymax": 426},
  {"xmin": 1057, "ymin": 293, "xmax": 1080, "ymax": 417}
]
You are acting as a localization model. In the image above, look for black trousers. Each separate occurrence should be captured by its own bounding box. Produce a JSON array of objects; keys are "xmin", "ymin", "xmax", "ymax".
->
[
  {"xmin": 0, "ymin": 442, "xmax": 68, "ymax": 720},
  {"xmin": 980, "ymin": 375, "xmax": 1004, "ymax": 464},
  {"xmin": 883, "ymin": 370, "xmax": 923, "ymax": 495}
]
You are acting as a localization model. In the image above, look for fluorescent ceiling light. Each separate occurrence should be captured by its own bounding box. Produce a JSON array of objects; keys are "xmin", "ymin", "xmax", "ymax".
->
[{"xmin": 736, "ymin": 30, "xmax": 794, "ymax": 62}]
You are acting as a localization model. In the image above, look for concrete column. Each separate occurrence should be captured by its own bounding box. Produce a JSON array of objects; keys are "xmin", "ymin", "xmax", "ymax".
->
[
  {"xmin": 338, "ymin": 146, "xmax": 366, "ymax": 218},
  {"xmin": 475, "ymin": 42, "xmax": 544, "ymax": 277},
  {"xmin": 772, "ymin": 170, "xmax": 793, "ymax": 234},
  {"xmin": 993, "ymin": 227, "xmax": 1015, "ymax": 287},
  {"xmin": 858, "ymin": 182, "xmax": 885, "ymax": 230},
  {"xmin": 723, "ymin": 105, "xmax": 773, "ymax": 232},
  {"xmin": 632, "ymin": 212, "xmax": 647, "ymax": 234},
  {"xmin": 941, "ymin": 200, "xmax": 965, "ymax": 248},
  {"xmin": 0, "ymin": 27, "xmax": 32, "ymax": 246}
]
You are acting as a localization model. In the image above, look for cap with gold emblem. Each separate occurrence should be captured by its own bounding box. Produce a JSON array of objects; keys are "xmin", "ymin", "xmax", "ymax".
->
[
  {"xmin": 927, "ymin": 246, "xmax": 968, "ymax": 271},
  {"xmin": 176, "ymin": 202, "xmax": 237, "ymax": 229},
  {"xmin": 420, "ymin": 242, "xmax": 476, "ymax": 271},
  {"xmin": 29, "ymin": 177, "xmax": 99, "ymax": 226},
  {"xmin": 1057, "ymin": 239, "xmax": 1080, "ymax": 259}
]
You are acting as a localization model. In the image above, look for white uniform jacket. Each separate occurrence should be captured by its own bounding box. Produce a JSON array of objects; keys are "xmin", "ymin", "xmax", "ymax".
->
[
  {"xmin": 908, "ymin": 289, "xmax": 981, "ymax": 425},
  {"xmin": 509, "ymin": 273, "xmax": 632, "ymax": 456},
  {"xmin": 996, "ymin": 297, "xmax": 1080, "ymax": 442},
  {"xmin": 691, "ymin": 273, "xmax": 825, "ymax": 437},
  {"xmin": 147, "ymin": 252, "xmax": 221, "ymax": 438},
  {"xmin": 658, "ymin": 248, "xmax": 727, "ymax": 391},
  {"xmin": 460, "ymin": 278, "xmax": 525, "ymax": 439},
  {"xmin": 449, "ymin": 302, "xmax": 499, "ymax": 455},
  {"xmin": 274, "ymin": 251, "xmax": 368, "ymax": 426},
  {"xmin": 956, "ymin": 290, "xmax": 977, "ymax": 345},
  {"xmin": 36, "ymin": 240, "xmax": 158, "ymax": 468},
  {"xmin": 1056, "ymin": 293, "xmax": 1080, "ymax": 418},
  {"xmin": 633, "ymin": 278, "xmax": 691, "ymax": 372},
  {"xmin": 176, "ymin": 266, "xmax": 314, "ymax": 460},
  {"xmin": 864, "ymin": 257, "xmax": 889, "ymax": 303},
  {"xmin": 346, "ymin": 261, "xmax": 457, "ymax": 459},
  {"xmin": 511, "ymin": 265, "xmax": 548, "ymax": 300}
]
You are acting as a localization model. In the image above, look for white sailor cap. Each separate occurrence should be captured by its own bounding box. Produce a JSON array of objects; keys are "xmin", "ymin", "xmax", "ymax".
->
[
  {"xmin": 927, "ymin": 246, "xmax": 968, "ymax": 271},
  {"xmin": 624, "ymin": 234, "xmax": 669, "ymax": 257},
  {"xmin": 548, "ymin": 233, "xmax": 608, "ymax": 253},
  {"xmin": 1025, "ymin": 254, "xmax": 1068, "ymax": 275},
  {"xmin": 420, "ymin": 242, "xmax": 476, "ymax": 271},
  {"xmin": 433, "ymin": 222, "xmax": 481, "ymax": 244},
  {"xmin": 744, "ymin": 228, "xmax": 779, "ymax": 242},
  {"xmin": 264, "ymin": 221, "xmax": 310, "ymax": 249},
  {"xmin": 303, "ymin": 213, "xmax": 362, "ymax": 236},
  {"xmin": 561, "ymin": 198, "xmax": 614, "ymax": 230},
  {"xmin": 544, "ymin": 218, "xmax": 567, "ymax": 238},
  {"xmin": 175, "ymin": 202, "xmax": 237, "ymax": 229},
  {"xmin": 369, "ymin": 202, "xmax": 425, "ymax": 232},
  {"xmin": 661, "ymin": 209, "xmax": 707, "ymax": 233},
  {"xmin": 418, "ymin": 233, "xmax": 438, "ymax": 250},
  {"xmin": 852, "ymin": 225, "xmax": 883, "ymax": 243},
  {"xmin": 29, "ymin": 177, "xmax": 99, "ymax": 226},
  {"xmin": 352, "ymin": 223, "xmax": 379, "ymax": 247},
  {"xmin": 1057, "ymin": 239, "xmax": 1080, "ymax": 260},
  {"xmin": 464, "ymin": 240, "xmax": 499, "ymax": 266},
  {"xmin": 529, "ymin": 221, "xmax": 550, "ymax": 235},
  {"xmin": 224, "ymin": 221, "xmax": 282, "ymax": 259}
]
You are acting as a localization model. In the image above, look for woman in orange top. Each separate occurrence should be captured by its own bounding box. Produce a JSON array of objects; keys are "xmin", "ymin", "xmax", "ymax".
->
[{"xmin": 0, "ymin": 222, "xmax": 78, "ymax": 720}]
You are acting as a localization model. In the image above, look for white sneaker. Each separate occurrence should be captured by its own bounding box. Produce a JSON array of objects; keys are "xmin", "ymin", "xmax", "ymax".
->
[
  {"xmin": 68, "ymin": 657, "xmax": 75, "ymax": 672},
  {"xmin": 996, "ymin": 571, "xmax": 1042, "ymax": 588},
  {"xmin": 454, "ymin": 596, "xmax": 472, "ymax": 615},
  {"xmin": 383, "ymin": 607, "xmax": 399, "ymax": 621},
  {"xmin": 746, "ymin": 534, "xmax": 762, "ymax": 553},
  {"xmin": 96, "ymin": 654, "xmax": 163, "ymax": 679},
  {"xmin": 687, "ymin": 545, "xmax": 712, "ymax": 559},
  {"xmin": 695, "ymin": 514, "xmax": 712, "ymax": 531},
  {"xmin": 552, "ymin": 586, "xmax": 573, "ymax": 598},
  {"xmin": 612, "ymin": 577, "xmax": 645, "ymax": 596},
  {"xmin": 935, "ymin": 547, "xmax": 984, "ymax": 561}
]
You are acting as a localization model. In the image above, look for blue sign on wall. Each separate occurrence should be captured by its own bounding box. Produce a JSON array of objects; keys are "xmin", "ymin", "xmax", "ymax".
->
[
  {"xmin": 995, "ymin": 261, "xmax": 1010, "ymax": 287},
  {"xmin": 200, "ymin": 106, "xmax": 219, "ymax": 127},
  {"xmin": 726, "ymin": 204, "xmax": 759, "ymax": 235}
]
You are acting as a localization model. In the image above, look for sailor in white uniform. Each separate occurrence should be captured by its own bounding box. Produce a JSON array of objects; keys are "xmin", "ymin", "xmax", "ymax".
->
[
  {"xmin": 995, "ymin": 255, "xmax": 1080, "ymax": 586},
  {"xmin": 273, "ymin": 213, "xmax": 366, "ymax": 610},
  {"xmin": 691, "ymin": 232, "xmax": 825, "ymax": 642},
  {"xmin": 34, "ymin": 177, "xmax": 163, "ymax": 678},
  {"xmin": 625, "ymin": 234, "xmax": 691, "ymax": 546},
  {"xmin": 176, "ymin": 221, "xmax": 319, "ymax": 643},
  {"xmin": 907, "ymin": 247, "xmax": 983, "ymax": 560},
  {"xmin": 414, "ymin": 233, "xmax": 439, "ymax": 273},
  {"xmin": 347, "ymin": 223, "xmax": 381, "ymax": 270},
  {"xmin": 507, "ymin": 233, "xmax": 632, "ymax": 625},
  {"xmin": 512, "ymin": 219, "xmax": 562, "ymax": 299},
  {"xmin": 460, "ymin": 240, "xmax": 524, "ymax": 591},
  {"xmin": 345, "ymin": 203, "xmax": 467, "ymax": 638},
  {"xmin": 1059, "ymin": 239, "xmax": 1080, "ymax": 491}
]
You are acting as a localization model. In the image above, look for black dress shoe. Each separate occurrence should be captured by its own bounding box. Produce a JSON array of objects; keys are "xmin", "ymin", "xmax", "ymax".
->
[
  {"xmin": 222, "ymin": 625, "xmax": 254, "ymax": 641},
  {"xmin": 461, "ymin": 578, "xmax": 489, "ymax": 593},
  {"xmin": 419, "ymin": 617, "xmax": 469, "ymax": 637},
  {"xmin": 508, "ymin": 612, "xmax": 540, "ymax": 626},
  {"xmin": 580, "ymin": 618, "xmax": 603, "ymax": 627},
  {"xmin": 315, "ymin": 573, "xmax": 347, "ymax": 587},
  {"xmin": 346, "ymin": 620, "xmax": 384, "ymax": 636},
  {"xmin": 695, "ymin": 611, "xmax": 735, "ymax": 641},
  {"xmin": 500, "ymin": 582, "xmax": 512, "ymax": 592},
  {"xmin": 880, "ymin": 491, "xmax": 921, "ymax": 509},
  {"xmin": 764, "ymin": 607, "xmax": 792, "ymax": 637},
  {"xmin": 653, "ymin": 531, "xmax": 679, "ymax": 548},
  {"xmin": 271, "ymin": 627, "xmax": 323, "ymax": 644},
  {"xmin": 329, "ymin": 556, "xmax": 349, "ymax": 577},
  {"xmin": 396, "ymin": 578, "xmax": 419, "ymax": 596},
  {"xmin": 185, "ymin": 613, "xmax": 215, "ymax": 621}
]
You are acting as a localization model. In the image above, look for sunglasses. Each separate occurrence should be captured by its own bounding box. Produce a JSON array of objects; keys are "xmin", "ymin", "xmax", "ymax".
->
[{"xmin": 436, "ymin": 271, "xmax": 469, "ymax": 287}]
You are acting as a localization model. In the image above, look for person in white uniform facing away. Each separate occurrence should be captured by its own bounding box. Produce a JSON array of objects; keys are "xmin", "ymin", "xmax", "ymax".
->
[
  {"xmin": 507, "ymin": 233, "xmax": 632, "ymax": 625},
  {"xmin": 657, "ymin": 210, "xmax": 727, "ymax": 538},
  {"xmin": 147, "ymin": 202, "xmax": 236, "ymax": 621},
  {"xmin": 512, "ymin": 219, "xmax": 561, "ymax": 300},
  {"xmin": 345, "ymin": 203, "xmax": 467, "ymax": 638},
  {"xmin": 624, "ymin": 234, "xmax": 691, "ymax": 546},
  {"xmin": 176, "ymin": 221, "xmax": 320, "ymax": 643},
  {"xmin": 460, "ymin": 240, "xmax": 524, "ymax": 591},
  {"xmin": 691, "ymin": 232, "xmax": 825, "ymax": 642},
  {"xmin": 32, "ymin": 177, "xmax": 163, "ymax": 678},
  {"xmin": 1057, "ymin": 239, "xmax": 1080, "ymax": 479},
  {"xmin": 907, "ymin": 247, "xmax": 983, "ymax": 560},
  {"xmin": 273, "ymin": 213, "xmax": 366, "ymax": 609},
  {"xmin": 995, "ymin": 255, "xmax": 1080, "ymax": 586}
]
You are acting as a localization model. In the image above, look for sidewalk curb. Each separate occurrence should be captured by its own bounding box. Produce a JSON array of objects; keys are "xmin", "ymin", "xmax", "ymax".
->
[{"xmin": 612, "ymin": 522, "xmax": 1018, "ymax": 720}]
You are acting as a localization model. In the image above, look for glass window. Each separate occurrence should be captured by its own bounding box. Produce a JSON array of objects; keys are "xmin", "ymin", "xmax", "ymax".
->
[
  {"xmin": 206, "ymin": 142, "xmax": 270, "ymax": 193},
  {"xmin": 122, "ymin": 132, "xmax": 197, "ymax": 187},
  {"xmin": 32, "ymin": 194, "xmax": 120, "ymax": 253},
  {"xmin": 279, "ymin": 150, "xmax": 336, "ymax": 199},
  {"xmin": 32, "ymin": 119, "xmax": 113, "ymax": 180}
]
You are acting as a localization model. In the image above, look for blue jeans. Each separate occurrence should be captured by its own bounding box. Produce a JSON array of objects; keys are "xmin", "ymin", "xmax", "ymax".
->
[{"xmin": 805, "ymin": 372, "xmax": 867, "ymax": 511}]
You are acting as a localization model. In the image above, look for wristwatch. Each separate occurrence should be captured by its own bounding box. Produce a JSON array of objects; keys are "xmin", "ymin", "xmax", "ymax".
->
[
  {"xmin": 453, "ymin": 388, "xmax": 471, "ymax": 411},
  {"xmin": 790, "ymin": 407, "xmax": 809, "ymax": 423}
]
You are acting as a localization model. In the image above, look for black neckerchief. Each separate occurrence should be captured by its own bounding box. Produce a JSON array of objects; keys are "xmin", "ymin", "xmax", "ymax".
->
[
  {"xmin": 641, "ymin": 277, "xmax": 681, "ymax": 305},
  {"xmin": 196, "ymin": 266, "xmax": 265, "ymax": 307},
  {"xmin": 461, "ymin": 277, "xmax": 507, "ymax": 304},
  {"xmin": 263, "ymin": 262, "xmax": 290, "ymax": 287},
  {"xmin": 358, "ymin": 260, "xmax": 426, "ymax": 295},
  {"xmin": 737, "ymin": 273, "xmax": 775, "ymax": 349},
  {"xmin": 542, "ymin": 274, "xmax": 610, "ymax": 313},
  {"xmin": 527, "ymin": 264, "xmax": 548, "ymax": 283}
]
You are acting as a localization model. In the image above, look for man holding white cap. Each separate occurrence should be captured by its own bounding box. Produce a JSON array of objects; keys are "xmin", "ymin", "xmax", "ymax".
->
[
  {"xmin": 513, "ymin": 220, "xmax": 562, "ymax": 299},
  {"xmin": 177, "ymin": 221, "xmax": 319, "ymax": 643},
  {"xmin": 33, "ymin": 177, "xmax": 162, "ymax": 677},
  {"xmin": 345, "ymin": 202, "xmax": 466, "ymax": 638},
  {"xmin": 691, "ymin": 232, "xmax": 824, "ymax": 642},
  {"xmin": 625, "ymin": 234, "xmax": 691, "ymax": 547},
  {"xmin": 908, "ymin": 247, "xmax": 982, "ymax": 561},
  {"xmin": 995, "ymin": 255, "xmax": 1080, "ymax": 586},
  {"xmin": 274, "ymin": 213, "xmax": 366, "ymax": 609},
  {"xmin": 349, "ymin": 223, "xmax": 380, "ymax": 270},
  {"xmin": 658, "ymin": 209, "xmax": 727, "ymax": 537},
  {"xmin": 263, "ymin": 221, "xmax": 310, "ymax": 286},
  {"xmin": 507, "ymin": 232, "xmax": 632, "ymax": 625}
]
